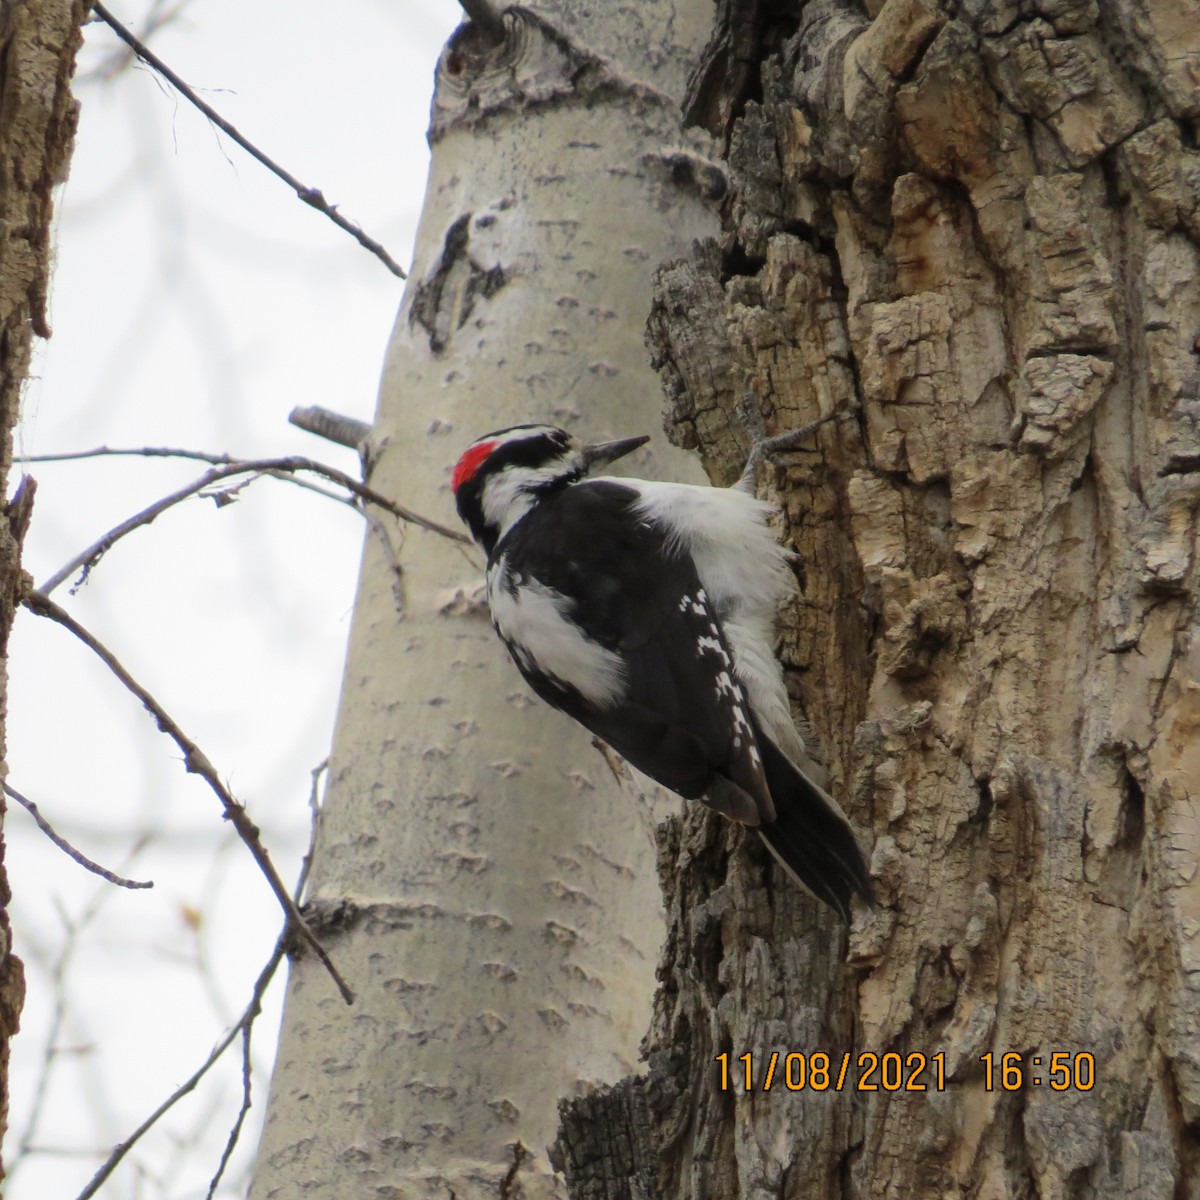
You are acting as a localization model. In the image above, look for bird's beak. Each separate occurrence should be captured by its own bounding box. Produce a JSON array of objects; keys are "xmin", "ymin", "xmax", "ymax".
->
[{"xmin": 580, "ymin": 434, "xmax": 650, "ymax": 472}]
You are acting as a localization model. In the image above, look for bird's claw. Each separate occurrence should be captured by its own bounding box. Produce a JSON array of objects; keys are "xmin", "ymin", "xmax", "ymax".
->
[
  {"xmin": 736, "ymin": 389, "xmax": 769, "ymax": 445},
  {"xmin": 737, "ymin": 384, "xmax": 852, "ymax": 491}
]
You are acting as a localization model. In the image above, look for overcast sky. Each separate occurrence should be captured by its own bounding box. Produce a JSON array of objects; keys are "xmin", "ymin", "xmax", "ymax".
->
[{"xmin": 7, "ymin": 3, "xmax": 460, "ymax": 1195}]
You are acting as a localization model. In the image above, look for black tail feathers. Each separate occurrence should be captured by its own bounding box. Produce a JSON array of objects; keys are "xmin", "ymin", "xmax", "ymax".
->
[{"xmin": 754, "ymin": 733, "xmax": 875, "ymax": 923}]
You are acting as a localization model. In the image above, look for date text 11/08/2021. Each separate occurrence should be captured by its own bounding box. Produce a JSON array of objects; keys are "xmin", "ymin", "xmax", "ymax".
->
[{"xmin": 714, "ymin": 1051, "xmax": 1097, "ymax": 1093}]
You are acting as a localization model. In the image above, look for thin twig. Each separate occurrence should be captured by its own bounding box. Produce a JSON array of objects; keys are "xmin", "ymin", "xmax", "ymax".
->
[
  {"xmin": 12, "ymin": 880, "xmax": 141, "ymax": 1181},
  {"xmin": 303, "ymin": 760, "xmax": 329, "ymax": 877},
  {"xmin": 260, "ymin": 468, "xmax": 357, "ymax": 507},
  {"xmin": 89, "ymin": 1, "xmax": 407, "ymax": 279},
  {"xmin": 289, "ymin": 406, "xmax": 372, "ymax": 450},
  {"xmin": 75, "ymin": 764, "xmax": 327, "ymax": 1200},
  {"xmin": 22, "ymin": 590, "xmax": 353, "ymax": 1005},
  {"xmin": 4, "ymin": 783, "xmax": 153, "ymax": 890},
  {"xmin": 19, "ymin": 444, "xmax": 467, "ymax": 545},
  {"xmin": 206, "ymin": 1019, "xmax": 254, "ymax": 1197},
  {"xmin": 36, "ymin": 451, "xmax": 468, "ymax": 595},
  {"xmin": 16, "ymin": 445, "xmax": 236, "ymax": 465},
  {"xmin": 205, "ymin": 759, "xmax": 326, "ymax": 1197},
  {"xmin": 81, "ymin": 0, "xmax": 189, "ymax": 83},
  {"xmin": 74, "ymin": 806, "xmax": 316, "ymax": 1200},
  {"xmin": 73, "ymin": 764, "xmax": 325, "ymax": 1200},
  {"xmin": 364, "ymin": 508, "xmax": 407, "ymax": 616}
]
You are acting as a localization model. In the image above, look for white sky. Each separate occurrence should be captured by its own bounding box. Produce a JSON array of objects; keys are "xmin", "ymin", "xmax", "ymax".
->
[{"xmin": 7, "ymin": 2, "xmax": 460, "ymax": 1195}]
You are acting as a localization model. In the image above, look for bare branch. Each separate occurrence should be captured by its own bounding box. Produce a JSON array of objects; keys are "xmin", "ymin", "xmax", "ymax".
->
[
  {"xmin": 36, "ymin": 451, "xmax": 469, "ymax": 595},
  {"xmin": 459, "ymin": 0, "xmax": 507, "ymax": 44},
  {"xmin": 364, "ymin": 508, "xmax": 407, "ymax": 615},
  {"xmin": 72, "ymin": 764, "xmax": 328, "ymax": 1200},
  {"xmin": 16, "ymin": 445, "xmax": 235, "ymax": 465},
  {"xmin": 4, "ymin": 783, "xmax": 154, "ymax": 890},
  {"xmin": 80, "ymin": 0, "xmax": 191, "ymax": 84},
  {"xmin": 260, "ymin": 468, "xmax": 358, "ymax": 508},
  {"xmin": 74, "ymin": 763, "xmax": 328, "ymax": 1200},
  {"xmin": 22, "ymin": 590, "xmax": 354, "ymax": 1005},
  {"xmin": 89, "ymin": 2, "xmax": 407, "ymax": 279},
  {"xmin": 38, "ymin": 466, "xmax": 250, "ymax": 594},
  {"xmin": 206, "ymin": 1023, "xmax": 253, "ymax": 1198},
  {"xmin": 11, "ymin": 879, "xmax": 144, "ymax": 1180},
  {"xmin": 205, "ymin": 759, "xmax": 327, "ymax": 1196},
  {"xmin": 289, "ymin": 406, "xmax": 372, "ymax": 450}
]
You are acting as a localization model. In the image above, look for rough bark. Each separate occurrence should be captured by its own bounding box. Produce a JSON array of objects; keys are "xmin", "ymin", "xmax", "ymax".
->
[
  {"xmin": 249, "ymin": 5, "xmax": 719, "ymax": 1198},
  {"xmin": 557, "ymin": 1, "xmax": 1200, "ymax": 1197},
  {"xmin": 0, "ymin": 0, "xmax": 85, "ymax": 1182}
]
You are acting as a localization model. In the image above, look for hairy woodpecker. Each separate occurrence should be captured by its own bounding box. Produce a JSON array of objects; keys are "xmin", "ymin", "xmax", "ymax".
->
[{"xmin": 451, "ymin": 423, "xmax": 874, "ymax": 920}]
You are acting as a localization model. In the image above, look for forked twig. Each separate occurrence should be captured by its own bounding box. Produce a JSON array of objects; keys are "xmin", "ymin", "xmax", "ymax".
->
[
  {"xmin": 205, "ymin": 1022, "xmax": 254, "ymax": 1198},
  {"xmin": 204, "ymin": 759, "xmax": 328, "ymax": 1198},
  {"xmin": 35, "ymin": 451, "xmax": 468, "ymax": 595},
  {"xmin": 73, "ymin": 763, "xmax": 328, "ymax": 1200}
]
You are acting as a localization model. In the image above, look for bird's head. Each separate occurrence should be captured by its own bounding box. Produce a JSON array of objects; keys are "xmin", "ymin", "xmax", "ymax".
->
[{"xmin": 451, "ymin": 424, "xmax": 648, "ymax": 554}]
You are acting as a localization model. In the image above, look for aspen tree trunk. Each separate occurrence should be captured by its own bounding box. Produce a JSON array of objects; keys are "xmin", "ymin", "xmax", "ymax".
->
[
  {"xmin": 555, "ymin": 1, "xmax": 1200, "ymax": 1197},
  {"xmin": 249, "ymin": 5, "xmax": 719, "ymax": 1197},
  {"xmin": 0, "ymin": 0, "xmax": 84, "ymax": 1182}
]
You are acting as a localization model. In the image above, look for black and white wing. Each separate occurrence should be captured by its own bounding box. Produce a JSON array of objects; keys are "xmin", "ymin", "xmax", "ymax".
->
[
  {"xmin": 489, "ymin": 478, "xmax": 874, "ymax": 918},
  {"xmin": 488, "ymin": 479, "xmax": 773, "ymax": 823}
]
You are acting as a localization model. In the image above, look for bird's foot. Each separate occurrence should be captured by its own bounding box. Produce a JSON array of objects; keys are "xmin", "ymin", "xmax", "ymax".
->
[{"xmin": 736, "ymin": 387, "xmax": 853, "ymax": 492}]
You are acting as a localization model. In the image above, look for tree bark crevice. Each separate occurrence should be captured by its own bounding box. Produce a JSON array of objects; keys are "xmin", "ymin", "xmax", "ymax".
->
[{"xmin": 568, "ymin": 3, "xmax": 1200, "ymax": 1196}]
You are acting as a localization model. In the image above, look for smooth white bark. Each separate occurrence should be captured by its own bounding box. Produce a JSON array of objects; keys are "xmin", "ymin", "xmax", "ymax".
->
[{"xmin": 250, "ymin": 5, "xmax": 718, "ymax": 1197}]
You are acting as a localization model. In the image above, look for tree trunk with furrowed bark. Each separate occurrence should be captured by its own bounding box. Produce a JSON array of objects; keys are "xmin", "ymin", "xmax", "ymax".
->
[
  {"xmin": 554, "ymin": 2, "xmax": 1200, "ymax": 1197},
  {"xmin": 0, "ymin": 0, "xmax": 85, "ymax": 1184}
]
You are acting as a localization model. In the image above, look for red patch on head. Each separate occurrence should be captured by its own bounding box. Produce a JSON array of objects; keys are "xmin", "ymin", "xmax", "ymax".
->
[{"xmin": 451, "ymin": 440, "xmax": 498, "ymax": 494}]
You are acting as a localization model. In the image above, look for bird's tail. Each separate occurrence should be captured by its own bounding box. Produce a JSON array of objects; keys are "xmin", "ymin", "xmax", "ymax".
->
[{"xmin": 754, "ymin": 729, "xmax": 875, "ymax": 923}]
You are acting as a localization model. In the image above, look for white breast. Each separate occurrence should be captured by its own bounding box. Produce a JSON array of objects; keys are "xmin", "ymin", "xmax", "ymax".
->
[{"xmin": 487, "ymin": 555, "xmax": 627, "ymax": 709}]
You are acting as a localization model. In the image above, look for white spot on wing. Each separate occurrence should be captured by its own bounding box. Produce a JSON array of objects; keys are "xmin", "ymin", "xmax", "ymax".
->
[
  {"xmin": 611, "ymin": 476, "xmax": 826, "ymax": 781},
  {"xmin": 683, "ymin": 588, "xmax": 759, "ymax": 764}
]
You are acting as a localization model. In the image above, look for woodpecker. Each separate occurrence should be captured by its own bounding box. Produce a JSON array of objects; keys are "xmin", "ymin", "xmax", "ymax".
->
[{"xmin": 450, "ymin": 423, "xmax": 873, "ymax": 920}]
